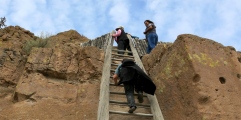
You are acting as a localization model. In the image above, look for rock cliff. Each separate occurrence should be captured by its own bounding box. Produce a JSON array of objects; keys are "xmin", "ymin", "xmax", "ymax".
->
[
  {"xmin": 0, "ymin": 26, "xmax": 240, "ymax": 120},
  {"xmin": 142, "ymin": 34, "xmax": 241, "ymax": 120},
  {"xmin": 0, "ymin": 26, "xmax": 103, "ymax": 119}
]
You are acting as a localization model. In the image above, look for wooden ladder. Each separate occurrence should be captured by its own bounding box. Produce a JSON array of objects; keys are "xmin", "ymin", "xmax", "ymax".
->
[{"xmin": 97, "ymin": 33, "xmax": 164, "ymax": 120}]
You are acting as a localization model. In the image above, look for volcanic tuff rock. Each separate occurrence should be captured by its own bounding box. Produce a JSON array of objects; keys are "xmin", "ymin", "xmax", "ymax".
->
[
  {"xmin": 0, "ymin": 26, "xmax": 103, "ymax": 119},
  {"xmin": 142, "ymin": 34, "xmax": 241, "ymax": 120},
  {"xmin": 0, "ymin": 26, "xmax": 36, "ymax": 87},
  {"xmin": 1, "ymin": 25, "xmax": 241, "ymax": 120}
]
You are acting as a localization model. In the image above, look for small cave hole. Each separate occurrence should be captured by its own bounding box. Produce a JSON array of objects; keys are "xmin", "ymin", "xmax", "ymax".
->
[
  {"xmin": 198, "ymin": 96, "xmax": 209, "ymax": 104},
  {"xmin": 219, "ymin": 77, "xmax": 226, "ymax": 84},
  {"xmin": 238, "ymin": 57, "xmax": 241, "ymax": 63},
  {"xmin": 193, "ymin": 74, "xmax": 200, "ymax": 83},
  {"xmin": 237, "ymin": 74, "xmax": 240, "ymax": 79},
  {"xmin": 215, "ymin": 89, "xmax": 218, "ymax": 91}
]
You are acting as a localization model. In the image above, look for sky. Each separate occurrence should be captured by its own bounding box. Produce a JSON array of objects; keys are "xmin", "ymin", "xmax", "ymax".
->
[{"xmin": 1, "ymin": 0, "xmax": 241, "ymax": 51}]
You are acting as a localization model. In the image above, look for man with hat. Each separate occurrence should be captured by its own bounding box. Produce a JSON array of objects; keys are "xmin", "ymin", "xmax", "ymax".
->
[{"xmin": 112, "ymin": 26, "xmax": 132, "ymax": 55}]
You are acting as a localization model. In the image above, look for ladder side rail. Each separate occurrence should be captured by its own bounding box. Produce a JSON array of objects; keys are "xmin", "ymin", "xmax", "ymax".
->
[
  {"xmin": 97, "ymin": 33, "xmax": 114, "ymax": 120},
  {"xmin": 135, "ymin": 39, "xmax": 143, "ymax": 57},
  {"xmin": 127, "ymin": 34, "xmax": 165, "ymax": 120}
]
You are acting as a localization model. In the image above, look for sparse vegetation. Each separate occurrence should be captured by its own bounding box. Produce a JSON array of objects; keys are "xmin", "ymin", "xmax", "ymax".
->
[
  {"xmin": 0, "ymin": 17, "xmax": 6, "ymax": 29},
  {"xmin": 23, "ymin": 32, "xmax": 52, "ymax": 55},
  {"xmin": 38, "ymin": 31, "xmax": 53, "ymax": 39}
]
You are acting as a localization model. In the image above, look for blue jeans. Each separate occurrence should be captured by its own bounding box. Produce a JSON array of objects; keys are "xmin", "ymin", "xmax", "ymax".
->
[{"xmin": 146, "ymin": 32, "xmax": 158, "ymax": 54}]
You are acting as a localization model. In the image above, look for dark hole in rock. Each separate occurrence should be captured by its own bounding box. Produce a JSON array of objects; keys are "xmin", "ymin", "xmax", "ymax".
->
[
  {"xmin": 219, "ymin": 77, "xmax": 226, "ymax": 84},
  {"xmin": 193, "ymin": 74, "xmax": 200, "ymax": 83}
]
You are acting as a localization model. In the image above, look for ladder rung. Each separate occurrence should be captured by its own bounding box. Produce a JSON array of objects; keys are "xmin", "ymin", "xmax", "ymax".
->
[
  {"xmin": 111, "ymin": 58, "xmax": 123, "ymax": 61},
  {"xmin": 109, "ymin": 83, "xmax": 124, "ymax": 87},
  {"xmin": 110, "ymin": 92, "xmax": 147, "ymax": 97},
  {"xmin": 109, "ymin": 110, "xmax": 153, "ymax": 117},
  {"xmin": 110, "ymin": 100, "xmax": 150, "ymax": 107},
  {"xmin": 112, "ymin": 49, "xmax": 132, "ymax": 54},
  {"xmin": 110, "ymin": 103, "xmax": 150, "ymax": 109},
  {"xmin": 111, "ymin": 63, "xmax": 119, "ymax": 66},
  {"xmin": 112, "ymin": 53, "xmax": 134, "ymax": 58}
]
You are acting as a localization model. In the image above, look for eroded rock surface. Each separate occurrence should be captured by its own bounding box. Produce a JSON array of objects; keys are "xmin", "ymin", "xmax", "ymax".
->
[
  {"xmin": 0, "ymin": 27, "xmax": 103, "ymax": 120},
  {"xmin": 142, "ymin": 34, "xmax": 241, "ymax": 120}
]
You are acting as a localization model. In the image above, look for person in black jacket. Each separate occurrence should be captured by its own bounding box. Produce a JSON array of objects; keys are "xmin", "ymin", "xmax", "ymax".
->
[
  {"xmin": 112, "ymin": 26, "xmax": 132, "ymax": 55},
  {"xmin": 112, "ymin": 59, "xmax": 156, "ymax": 113}
]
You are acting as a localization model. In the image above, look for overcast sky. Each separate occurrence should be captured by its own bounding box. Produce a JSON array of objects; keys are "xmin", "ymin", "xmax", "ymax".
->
[{"xmin": 1, "ymin": 0, "xmax": 241, "ymax": 51}]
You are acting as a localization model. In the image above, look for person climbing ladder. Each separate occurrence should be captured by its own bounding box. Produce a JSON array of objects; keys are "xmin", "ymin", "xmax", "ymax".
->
[{"xmin": 112, "ymin": 58, "xmax": 156, "ymax": 113}]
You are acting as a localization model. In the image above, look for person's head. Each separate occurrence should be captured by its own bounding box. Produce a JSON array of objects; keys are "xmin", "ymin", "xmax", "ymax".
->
[
  {"xmin": 144, "ymin": 20, "xmax": 154, "ymax": 27},
  {"xmin": 116, "ymin": 26, "xmax": 124, "ymax": 31}
]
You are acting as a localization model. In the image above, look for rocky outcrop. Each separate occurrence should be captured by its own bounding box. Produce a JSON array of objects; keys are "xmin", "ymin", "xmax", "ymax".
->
[
  {"xmin": 1, "ymin": 25, "xmax": 241, "ymax": 120},
  {"xmin": 24, "ymin": 46, "xmax": 103, "ymax": 82},
  {"xmin": 0, "ymin": 27, "xmax": 103, "ymax": 120},
  {"xmin": 142, "ymin": 34, "xmax": 241, "ymax": 120},
  {"xmin": 46, "ymin": 29, "xmax": 89, "ymax": 48},
  {"xmin": 0, "ymin": 26, "xmax": 36, "ymax": 87},
  {"xmin": 14, "ymin": 45, "xmax": 104, "ymax": 101}
]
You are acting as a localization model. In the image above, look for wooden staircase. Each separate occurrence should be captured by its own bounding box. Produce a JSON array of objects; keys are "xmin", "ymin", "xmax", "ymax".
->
[{"xmin": 97, "ymin": 34, "xmax": 164, "ymax": 120}]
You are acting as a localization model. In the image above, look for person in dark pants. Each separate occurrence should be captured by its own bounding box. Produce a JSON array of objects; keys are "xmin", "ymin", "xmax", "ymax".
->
[
  {"xmin": 112, "ymin": 26, "xmax": 132, "ymax": 55},
  {"xmin": 143, "ymin": 20, "xmax": 158, "ymax": 54},
  {"xmin": 112, "ymin": 59, "xmax": 156, "ymax": 113}
]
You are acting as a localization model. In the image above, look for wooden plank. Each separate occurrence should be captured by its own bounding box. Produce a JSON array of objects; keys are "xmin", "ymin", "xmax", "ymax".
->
[
  {"xmin": 112, "ymin": 49, "xmax": 133, "ymax": 54},
  {"xmin": 111, "ymin": 58, "xmax": 123, "ymax": 61},
  {"xmin": 110, "ymin": 92, "xmax": 147, "ymax": 97},
  {"xmin": 109, "ymin": 83, "xmax": 124, "ymax": 87},
  {"xmin": 127, "ymin": 34, "xmax": 165, "ymax": 120},
  {"xmin": 110, "ymin": 103, "xmax": 150, "ymax": 109},
  {"xmin": 109, "ymin": 100, "xmax": 150, "ymax": 108},
  {"xmin": 111, "ymin": 63, "xmax": 119, "ymax": 66},
  {"xmin": 110, "ymin": 69, "xmax": 116, "ymax": 72},
  {"xmin": 97, "ymin": 33, "xmax": 113, "ymax": 120},
  {"xmin": 111, "ymin": 53, "xmax": 134, "ymax": 58},
  {"xmin": 109, "ymin": 110, "xmax": 153, "ymax": 117}
]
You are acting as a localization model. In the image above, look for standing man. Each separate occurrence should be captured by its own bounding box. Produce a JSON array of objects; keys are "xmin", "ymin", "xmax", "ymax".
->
[
  {"xmin": 112, "ymin": 59, "xmax": 156, "ymax": 113},
  {"xmin": 112, "ymin": 26, "xmax": 131, "ymax": 55},
  {"xmin": 143, "ymin": 20, "xmax": 158, "ymax": 54}
]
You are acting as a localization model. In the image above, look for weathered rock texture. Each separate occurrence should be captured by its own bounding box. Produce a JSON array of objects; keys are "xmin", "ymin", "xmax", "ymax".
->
[
  {"xmin": 0, "ymin": 26, "xmax": 35, "ymax": 87},
  {"xmin": 0, "ymin": 26, "xmax": 104, "ymax": 120},
  {"xmin": 142, "ymin": 34, "xmax": 241, "ymax": 120},
  {"xmin": 1, "ymin": 25, "xmax": 241, "ymax": 120}
]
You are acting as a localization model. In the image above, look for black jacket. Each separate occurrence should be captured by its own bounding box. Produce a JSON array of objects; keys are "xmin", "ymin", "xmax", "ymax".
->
[
  {"xmin": 118, "ymin": 59, "xmax": 156, "ymax": 95},
  {"xmin": 117, "ymin": 29, "xmax": 128, "ymax": 41}
]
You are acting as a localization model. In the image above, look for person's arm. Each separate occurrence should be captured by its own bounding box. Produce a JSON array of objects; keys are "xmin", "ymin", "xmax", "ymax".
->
[
  {"xmin": 112, "ymin": 29, "xmax": 122, "ymax": 42},
  {"xmin": 112, "ymin": 29, "xmax": 122, "ymax": 37},
  {"xmin": 112, "ymin": 64, "xmax": 122, "ymax": 85},
  {"xmin": 144, "ymin": 23, "xmax": 154, "ymax": 34},
  {"xmin": 113, "ymin": 74, "xmax": 118, "ymax": 85}
]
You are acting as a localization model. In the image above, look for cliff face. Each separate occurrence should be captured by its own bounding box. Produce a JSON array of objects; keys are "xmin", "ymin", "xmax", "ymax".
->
[
  {"xmin": 0, "ymin": 26, "xmax": 103, "ymax": 119},
  {"xmin": 0, "ymin": 26, "xmax": 35, "ymax": 86},
  {"xmin": 0, "ymin": 26, "xmax": 241, "ymax": 120},
  {"xmin": 142, "ymin": 34, "xmax": 241, "ymax": 120}
]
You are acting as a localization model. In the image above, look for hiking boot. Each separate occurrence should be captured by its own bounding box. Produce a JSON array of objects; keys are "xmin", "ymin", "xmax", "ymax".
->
[
  {"xmin": 128, "ymin": 106, "xmax": 136, "ymax": 113},
  {"xmin": 137, "ymin": 92, "xmax": 143, "ymax": 103}
]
